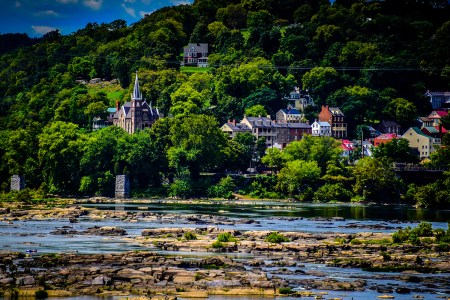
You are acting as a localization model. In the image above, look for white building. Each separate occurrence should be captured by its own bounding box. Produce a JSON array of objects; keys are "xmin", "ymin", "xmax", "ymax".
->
[{"xmin": 311, "ymin": 121, "xmax": 331, "ymax": 137}]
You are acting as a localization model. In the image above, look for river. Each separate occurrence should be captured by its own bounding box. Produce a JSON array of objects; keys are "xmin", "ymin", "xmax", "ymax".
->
[{"xmin": 1, "ymin": 200, "xmax": 449, "ymax": 300}]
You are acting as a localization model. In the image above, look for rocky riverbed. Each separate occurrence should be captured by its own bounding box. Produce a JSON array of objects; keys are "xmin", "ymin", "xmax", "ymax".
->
[{"xmin": 0, "ymin": 204, "xmax": 449, "ymax": 299}]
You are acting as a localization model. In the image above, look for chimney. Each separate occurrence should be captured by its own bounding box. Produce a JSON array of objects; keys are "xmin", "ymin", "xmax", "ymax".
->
[
  {"xmin": 116, "ymin": 101, "xmax": 120, "ymax": 112},
  {"xmin": 232, "ymin": 119, "xmax": 236, "ymax": 126}
]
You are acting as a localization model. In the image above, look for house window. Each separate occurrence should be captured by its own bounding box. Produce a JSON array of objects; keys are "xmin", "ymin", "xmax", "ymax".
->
[{"xmin": 417, "ymin": 139, "xmax": 419, "ymax": 142}]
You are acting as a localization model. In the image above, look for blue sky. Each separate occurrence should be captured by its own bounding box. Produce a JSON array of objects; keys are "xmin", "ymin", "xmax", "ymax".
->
[{"xmin": 0, "ymin": 0, "xmax": 193, "ymax": 37}]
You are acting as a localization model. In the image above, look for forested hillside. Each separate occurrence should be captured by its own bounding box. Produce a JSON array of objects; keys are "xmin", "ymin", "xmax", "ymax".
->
[{"xmin": 1, "ymin": 0, "xmax": 450, "ymax": 202}]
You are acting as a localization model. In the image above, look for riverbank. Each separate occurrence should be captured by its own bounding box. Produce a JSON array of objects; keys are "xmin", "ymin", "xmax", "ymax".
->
[{"xmin": 0, "ymin": 203, "xmax": 449, "ymax": 299}]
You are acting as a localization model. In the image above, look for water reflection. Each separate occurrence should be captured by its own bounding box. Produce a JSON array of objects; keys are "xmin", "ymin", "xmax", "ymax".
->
[{"xmin": 82, "ymin": 201, "xmax": 450, "ymax": 222}]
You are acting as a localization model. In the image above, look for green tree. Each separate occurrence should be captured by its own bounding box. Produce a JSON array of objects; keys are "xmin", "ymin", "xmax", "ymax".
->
[
  {"xmin": 301, "ymin": 67, "xmax": 339, "ymax": 105},
  {"xmin": 276, "ymin": 159, "xmax": 321, "ymax": 197},
  {"xmin": 245, "ymin": 104, "xmax": 268, "ymax": 117},
  {"xmin": 261, "ymin": 147, "xmax": 283, "ymax": 173},
  {"xmin": 38, "ymin": 121, "xmax": 84, "ymax": 194},
  {"xmin": 373, "ymin": 138, "xmax": 419, "ymax": 163},
  {"xmin": 168, "ymin": 114, "xmax": 228, "ymax": 180},
  {"xmin": 281, "ymin": 136, "xmax": 342, "ymax": 173},
  {"xmin": 353, "ymin": 157, "xmax": 402, "ymax": 201},
  {"xmin": 384, "ymin": 97, "xmax": 417, "ymax": 128}
]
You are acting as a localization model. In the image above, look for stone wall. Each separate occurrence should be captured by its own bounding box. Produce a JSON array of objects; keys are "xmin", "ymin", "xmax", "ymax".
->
[
  {"xmin": 115, "ymin": 175, "xmax": 130, "ymax": 198},
  {"xmin": 10, "ymin": 175, "xmax": 25, "ymax": 191}
]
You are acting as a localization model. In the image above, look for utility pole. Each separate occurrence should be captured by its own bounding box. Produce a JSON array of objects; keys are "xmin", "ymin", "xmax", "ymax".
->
[{"xmin": 361, "ymin": 128, "xmax": 364, "ymax": 158}]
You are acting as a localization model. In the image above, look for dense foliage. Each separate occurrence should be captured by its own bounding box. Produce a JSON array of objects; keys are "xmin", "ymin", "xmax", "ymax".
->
[{"xmin": 1, "ymin": 0, "xmax": 450, "ymax": 205}]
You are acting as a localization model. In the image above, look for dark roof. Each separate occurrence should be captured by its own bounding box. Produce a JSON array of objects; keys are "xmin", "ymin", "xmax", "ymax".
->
[
  {"xmin": 279, "ymin": 108, "xmax": 301, "ymax": 115},
  {"xmin": 224, "ymin": 123, "xmax": 250, "ymax": 132},
  {"xmin": 381, "ymin": 120, "xmax": 400, "ymax": 127},
  {"xmin": 329, "ymin": 107, "xmax": 344, "ymax": 116}
]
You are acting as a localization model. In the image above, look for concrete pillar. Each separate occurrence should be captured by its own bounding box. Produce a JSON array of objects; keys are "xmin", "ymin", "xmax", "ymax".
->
[
  {"xmin": 115, "ymin": 175, "xmax": 130, "ymax": 198},
  {"xmin": 10, "ymin": 175, "xmax": 25, "ymax": 191}
]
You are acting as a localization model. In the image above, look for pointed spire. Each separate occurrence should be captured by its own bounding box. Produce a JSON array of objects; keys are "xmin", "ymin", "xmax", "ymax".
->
[{"xmin": 132, "ymin": 71, "xmax": 142, "ymax": 100}]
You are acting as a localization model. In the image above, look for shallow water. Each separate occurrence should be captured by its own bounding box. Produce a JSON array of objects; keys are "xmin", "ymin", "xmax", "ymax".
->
[{"xmin": 1, "ymin": 201, "xmax": 449, "ymax": 299}]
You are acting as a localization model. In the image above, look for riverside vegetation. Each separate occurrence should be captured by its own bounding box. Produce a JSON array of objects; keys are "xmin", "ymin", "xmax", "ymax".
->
[
  {"xmin": 1, "ymin": 1, "xmax": 450, "ymax": 205},
  {"xmin": 0, "ymin": 204, "xmax": 449, "ymax": 298}
]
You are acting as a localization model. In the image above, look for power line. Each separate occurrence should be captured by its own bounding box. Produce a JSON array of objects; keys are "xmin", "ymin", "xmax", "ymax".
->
[{"xmin": 0, "ymin": 49, "xmax": 447, "ymax": 72}]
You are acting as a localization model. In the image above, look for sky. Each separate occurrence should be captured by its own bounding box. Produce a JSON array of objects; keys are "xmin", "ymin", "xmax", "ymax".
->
[{"xmin": 0, "ymin": 0, "xmax": 194, "ymax": 37}]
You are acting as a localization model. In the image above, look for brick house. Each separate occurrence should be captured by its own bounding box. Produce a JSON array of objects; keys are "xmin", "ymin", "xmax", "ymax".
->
[{"xmin": 318, "ymin": 105, "xmax": 347, "ymax": 138}]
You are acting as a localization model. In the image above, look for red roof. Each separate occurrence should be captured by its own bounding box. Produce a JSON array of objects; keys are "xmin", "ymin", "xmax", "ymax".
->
[
  {"xmin": 375, "ymin": 133, "xmax": 397, "ymax": 140},
  {"xmin": 434, "ymin": 126, "xmax": 448, "ymax": 133},
  {"xmin": 341, "ymin": 144, "xmax": 353, "ymax": 151},
  {"xmin": 429, "ymin": 110, "xmax": 449, "ymax": 118}
]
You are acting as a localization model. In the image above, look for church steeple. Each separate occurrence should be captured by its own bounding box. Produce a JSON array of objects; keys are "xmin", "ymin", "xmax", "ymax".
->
[{"xmin": 132, "ymin": 71, "xmax": 142, "ymax": 101}]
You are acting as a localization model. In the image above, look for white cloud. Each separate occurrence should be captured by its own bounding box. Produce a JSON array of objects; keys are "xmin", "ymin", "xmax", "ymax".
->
[
  {"xmin": 56, "ymin": 0, "xmax": 78, "ymax": 3},
  {"xmin": 124, "ymin": 0, "xmax": 136, "ymax": 3},
  {"xmin": 15, "ymin": 1, "xmax": 21, "ymax": 8},
  {"xmin": 139, "ymin": 10, "xmax": 153, "ymax": 18},
  {"xmin": 32, "ymin": 25, "xmax": 58, "ymax": 35},
  {"xmin": 121, "ymin": 4, "xmax": 136, "ymax": 17},
  {"xmin": 140, "ymin": 0, "xmax": 152, "ymax": 4},
  {"xmin": 83, "ymin": 0, "xmax": 103, "ymax": 10},
  {"xmin": 170, "ymin": 0, "xmax": 191, "ymax": 5},
  {"xmin": 35, "ymin": 10, "xmax": 59, "ymax": 17}
]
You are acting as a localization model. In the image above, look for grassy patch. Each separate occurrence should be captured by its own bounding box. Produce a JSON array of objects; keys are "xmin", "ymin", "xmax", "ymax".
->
[
  {"xmin": 265, "ymin": 232, "xmax": 289, "ymax": 243},
  {"xmin": 180, "ymin": 66, "xmax": 211, "ymax": 73}
]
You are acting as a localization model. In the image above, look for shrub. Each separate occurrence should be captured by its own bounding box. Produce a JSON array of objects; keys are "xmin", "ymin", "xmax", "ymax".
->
[
  {"xmin": 212, "ymin": 240, "xmax": 224, "ymax": 248},
  {"xmin": 168, "ymin": 179, "xmax": 193, "ymax": 199},
  {"xmin": 392, "ymin": 227, "xmax": 411, "ymax": 243},
  {"xmin": 207, "ymin": 176, "xmax": 236, "ymax": 199},
  {"xmin": 313, "ymin": 183, "xmax": 352, "ymax": 202},
  {"xmin": 412, "ymin": 222, "xmax": 433, "ymax": 237},
  {"xmin": 278, "ymin": 287, "xmax": 293, "ymax": 295},
  {"xmin": 217, "ymin": 232, "xmax": 235, "ymax": 242},
  {"xmin": 15, "ymin": 188, "xmax": 32, "ymax": 203},
  {"xmin": 265, "ymin": 232, "xmax": 289, "ymax": 243},
  {"xmin": 184, "ymin": 231, "xmax": 197, "ymax": 241}
]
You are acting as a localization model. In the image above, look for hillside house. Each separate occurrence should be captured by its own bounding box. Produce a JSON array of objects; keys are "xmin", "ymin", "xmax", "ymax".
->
[
  {"xmin": 286, "ymin": 87, "xmax": 314, "ymax": 111},
  {"xmin": 183, "ymin": 43, "xmax": 208, "ymax": 67},
  {"xmin": 417, "ymin": 116, "xmax": 433, "ymax": 128},
  {"xmin": 311, "ymin": 121, "xmax": 331, "ymax": 137},
  {"xmin": 221, "ymin": 116, "xmax": 311, "ymax": 148},
  {"xmin": 378, "ymin": 120, "xmax": 401, "ymax": 135},
  {"xmin": 402, "ymin": 127, "xmax": 437, "ymax": 159},
  {"xmin": 220, "ymin": 121, "xmax": 251, "ymax": 138},
  {"xmin": 276, "ymin": 106, "xmax": 303, "ymax": 123},
  {"xmin": 341, "ymin": 140, "xmax": 354, "ymax": 158},
  {"xmin": 428, "ymin": 110, "xmax": 449, "ymax": 126},
  {"xmin": 318, "ymin": 105, "xmax": 347, "ymax": 138},
  {"xmin": 425, "ymin": 91, "xmax": 450, "ymax": 109},
  {"xmin": 113, "ymin": 72, "xmax": 160, "ymax": 134},
  {"xmin": 373, "ymin": 133, "xmax": 398, "ymax": 147},
  {"xmin": 92, "ymin": 107, "xmax": 116, "ymax": 130}
]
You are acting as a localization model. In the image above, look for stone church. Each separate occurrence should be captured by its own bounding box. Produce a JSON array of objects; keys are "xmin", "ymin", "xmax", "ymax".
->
[{"xmin": 113, "ymin": 72, "xmax": 160, "ymax": 134}]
